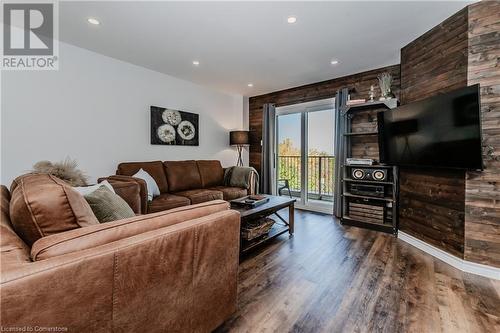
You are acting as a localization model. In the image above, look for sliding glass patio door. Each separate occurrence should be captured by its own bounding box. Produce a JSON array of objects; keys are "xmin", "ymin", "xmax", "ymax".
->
[
  {"xmin": 276, "ymin": 99, "xmax": 335, "ymax": 213},
  {"xmin": 307, "ymin": 109, "xmax": 335, "ymax": 205},
  {"xmin": 277, "ymin": 112, "xmax": 303, "ymax": 200}
]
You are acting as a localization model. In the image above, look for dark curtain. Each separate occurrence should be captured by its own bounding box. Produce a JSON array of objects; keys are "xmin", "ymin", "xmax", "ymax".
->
[
  {"xmin": 260, "ymin": 103, "xmax": 276, "ymax": 194},
  {"xmin": 333, "ymin": 88, "xmax": 348, "ymax": 217}
]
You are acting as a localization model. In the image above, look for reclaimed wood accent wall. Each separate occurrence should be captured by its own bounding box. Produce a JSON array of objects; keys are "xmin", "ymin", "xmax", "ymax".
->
[
  {"xmin": 464, "ymin": 1, "xmax": 500, "ymax": 267},
  {"xmin": 399, "ymin": 8, "xmax": 469, "ymax": 258},
  {"xmin": 248, "ymin": 65, "xmax": 401, "ymax": 172},
  {"xmin": 248, "ymin": 1, "xmax": 499, "ymax": 268}
]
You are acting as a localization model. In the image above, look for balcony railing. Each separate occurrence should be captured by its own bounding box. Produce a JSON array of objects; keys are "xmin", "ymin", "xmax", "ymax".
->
[{"xmin": 278, "ymin": 155, "xmax": 335, "ymax": 202}]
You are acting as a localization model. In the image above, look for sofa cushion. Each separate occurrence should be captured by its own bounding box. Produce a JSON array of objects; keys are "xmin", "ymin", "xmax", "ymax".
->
[
  {"xmin": 117, "ymin": 161, "xmax": 168, "ymax": 193},
  {"xmin": 148, "ymin": 193, "xmax": 191, "ymax": 213},
  {"xmin": 175, "ymin": 189, "xmax": 223, "ymax": 205},
  {"xmin": 9, "ymin": 174, "xmax": 99, "ymax": 246},
  {"xmin": 164, "ymin": 160, "xmax": 202, "ymax": 192},
  {"xmin": 84, "ymin": 186, "xmax": 136, "ymax": 223},
  {"xmin": 197, "ymin": 160, "xmax": 224, "ymax": 188},
  {"xmin": 210, "ymin": 186, "xmax": 247, "ymax": 201}
]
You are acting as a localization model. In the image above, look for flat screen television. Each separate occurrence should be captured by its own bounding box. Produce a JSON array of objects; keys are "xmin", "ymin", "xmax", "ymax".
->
[{"xmin": 378, "ymin": 84, "xmax": 482, "ymax": 170}]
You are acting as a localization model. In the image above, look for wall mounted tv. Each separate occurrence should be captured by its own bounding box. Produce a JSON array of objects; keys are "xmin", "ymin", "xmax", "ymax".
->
[{"xmin": 378, "ymin": 84, "xmax": 482, "ymax": 170}]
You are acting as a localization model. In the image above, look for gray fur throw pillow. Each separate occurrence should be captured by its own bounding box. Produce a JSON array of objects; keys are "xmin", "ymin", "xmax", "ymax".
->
[{"xmin": 32, "ymin": 158, "xmax": 88, "ymax": 186}]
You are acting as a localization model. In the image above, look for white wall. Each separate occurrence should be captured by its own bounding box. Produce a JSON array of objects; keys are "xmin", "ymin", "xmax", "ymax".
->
[{"xmin": 1, "ymin": 41, "xmax": 247, "ymax": 184}]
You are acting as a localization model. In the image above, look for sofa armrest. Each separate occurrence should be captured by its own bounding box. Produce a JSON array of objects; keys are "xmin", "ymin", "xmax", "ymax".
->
[
  {"xmin": 247, "ymin": 170, "xmax": 259, "ymax": 195},
  {"xmin": 31, "ymin": 200, "xmax": 230, "ymax": 260},
  {"xmin": 1, "ymin": 210, "xmax": 240, "ymax": 332},
  {"xmin": 105, "ymin": 179, "xmax": 141, "ymax": 214},
  {"xmin": 98, "ymin": 175, "xmax": 148, "ymax": 214}
]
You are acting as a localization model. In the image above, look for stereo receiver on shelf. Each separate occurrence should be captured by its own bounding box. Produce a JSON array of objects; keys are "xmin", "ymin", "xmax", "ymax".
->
[{"xmin": 349, "ymin": 184, "xmax": 385, "ymax": 198}]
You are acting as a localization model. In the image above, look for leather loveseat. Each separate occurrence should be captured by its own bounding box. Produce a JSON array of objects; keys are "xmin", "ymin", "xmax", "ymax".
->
[
  {"xmin": 102, "ymin": 160, "xmax": 255, "ymax": 214},
  {"xmin": 0, "ymin": 174, "xmax": 240, "ymax": 332}
]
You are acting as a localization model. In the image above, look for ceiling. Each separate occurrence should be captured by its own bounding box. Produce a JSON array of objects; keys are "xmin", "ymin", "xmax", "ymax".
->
[{"xmin": 59, "ymin": 1, "xmax": 473, "ymax": 97}]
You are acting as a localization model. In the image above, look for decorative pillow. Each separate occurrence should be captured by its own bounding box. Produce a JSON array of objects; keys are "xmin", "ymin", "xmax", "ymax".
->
[
  {"xmin": 9, "ymin": 173, "xmax": 99, "ymax": 246},
  {"xmin": 31, "ymin": 158, "xmax": 89, "ymax": 187},
  {"xmin": 84, "ymin": 186, "xmax": 135, "ymax": 223},
  {"xmin": 132, "ymin": 168, "xmax": 160, "ymax": 201},
  {"xmin": 74, "ymin": 180, "xmax": 115, "ymax": 196}
]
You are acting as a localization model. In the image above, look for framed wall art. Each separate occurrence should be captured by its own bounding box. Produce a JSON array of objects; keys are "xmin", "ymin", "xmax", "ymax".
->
[{"xmin": 151, "ymin": 106, "xmax": 199, "ymax": 146}]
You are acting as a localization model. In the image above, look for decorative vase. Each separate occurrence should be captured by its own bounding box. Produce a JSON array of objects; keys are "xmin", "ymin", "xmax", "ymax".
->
[
  {"xmin": 385, "ymin": 90, "xmax": 395, "ymax": 100},
  {"xmin": 377, "ymin": 72, "xmax": 394, "ymax": 101}
]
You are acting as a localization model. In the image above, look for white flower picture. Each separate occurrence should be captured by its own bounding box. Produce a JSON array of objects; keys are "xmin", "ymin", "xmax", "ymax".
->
[
  {"xmin": 151, "ymin": 106, "xmax": 199, "ymax": 146},
  {"xmin": 177, "ymin": 120, "xmax": 196, "ymax": 140},
  {"xmin": 157, "ymin": 124, "xmax": 176, "ymax": 143},
  {"xmin": 162, "ymin": 109, "xmax": 182, "ymax": 126}
]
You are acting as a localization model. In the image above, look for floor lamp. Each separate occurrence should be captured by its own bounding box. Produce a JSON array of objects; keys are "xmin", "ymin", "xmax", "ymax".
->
[{"xmin": 230, "ymin": 130, "xmax": 249, "ymax": 166}]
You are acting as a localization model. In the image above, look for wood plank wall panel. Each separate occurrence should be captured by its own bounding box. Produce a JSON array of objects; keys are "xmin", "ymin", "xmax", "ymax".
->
[
  {"xmin": 248, "ymin": 65, "xmax": 401, "ymax": 172},
  {"xmin": 464, "ymin": 1, "xmax": 500, "ymax": 267},
  {"xmin": 399, "ymin": 169, "xmax": 465, "ymax": 257},
  {"xmin": 400, "ymin": 8, "xmax": 469, "ymax": 103},
  {"xmin": 399, "ymin": 8, "xmax": 469, "ymax": 258}
]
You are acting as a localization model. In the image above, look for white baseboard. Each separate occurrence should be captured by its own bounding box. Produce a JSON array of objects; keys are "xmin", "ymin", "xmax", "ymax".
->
[{"xmin": 398, "ymin": 231, "xmax": 500, "ymax": 280}]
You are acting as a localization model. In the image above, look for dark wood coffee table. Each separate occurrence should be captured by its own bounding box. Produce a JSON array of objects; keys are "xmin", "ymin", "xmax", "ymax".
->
[{"xmin": 230, "ymin": 195, "xmax": 296, "ymax": 254}]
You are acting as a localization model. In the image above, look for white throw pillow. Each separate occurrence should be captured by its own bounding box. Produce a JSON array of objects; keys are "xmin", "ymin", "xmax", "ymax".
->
[
  {"xmin": 74, "ymin": 180, "xmax": 116, "ymax": 196},
  {"xmin": 132, "ymin": 168, "xmax": 160, "ymax": 201}
]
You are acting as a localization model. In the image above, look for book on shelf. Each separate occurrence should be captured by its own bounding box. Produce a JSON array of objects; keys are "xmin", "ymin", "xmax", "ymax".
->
[
  {"xmin": 346, "ymin": 99, "xmax": 366, "ymax": 106},
  {"xmin": 346, "ymin": 158, "xmax": 375, "ymax": 165}
]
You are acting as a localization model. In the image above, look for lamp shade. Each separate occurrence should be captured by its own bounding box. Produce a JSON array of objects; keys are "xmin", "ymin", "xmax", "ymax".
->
[{"xmin": 229, "ymin": 130, "xmax": 249, "ymax": 146}]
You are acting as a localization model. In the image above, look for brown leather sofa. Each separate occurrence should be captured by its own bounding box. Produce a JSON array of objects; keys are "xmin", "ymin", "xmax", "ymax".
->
[
  {"xmin": 102, "ymin": 160, "xmax": 254, "ymax": 214},
  {"xmin": 0, "ymin": 176, "xmax": 240, "ymax": 332}
]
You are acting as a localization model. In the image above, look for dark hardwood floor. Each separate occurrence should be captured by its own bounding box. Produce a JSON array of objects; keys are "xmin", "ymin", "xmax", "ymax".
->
[{"xmin": 216, "ymin": 209, "xmax": 500, "ymax": 333}]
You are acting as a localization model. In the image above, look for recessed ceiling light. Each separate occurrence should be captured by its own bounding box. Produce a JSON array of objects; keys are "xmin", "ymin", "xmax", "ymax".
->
[
  {"xmin": 87, "ymin": 18, "xmax": 100, "ymax": 25},
  {"xmin": 247, "ymin": 83, "xmax": 254, "ymax": 87},
  {"xmin": 287, "ymin": 16, "xmax": 297, "ymax": 24},
  {"xmin": 192, "ymin": 60, "xmax": 200, "ymax": 66},
  {"xmin": 330, "ymin": 60, "xmax": 339, "ymax": 65}
]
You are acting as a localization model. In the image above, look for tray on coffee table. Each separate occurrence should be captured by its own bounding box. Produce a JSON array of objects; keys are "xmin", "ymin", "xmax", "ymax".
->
[{"xmin": 230, "ymin": 195, "xmax": 269, "ymax": 208}]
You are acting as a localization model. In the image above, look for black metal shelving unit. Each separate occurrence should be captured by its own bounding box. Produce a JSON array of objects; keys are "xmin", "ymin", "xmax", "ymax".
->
[{"xmin": 338, "ymin": 99, "xmax": 399, "ymax": 235}]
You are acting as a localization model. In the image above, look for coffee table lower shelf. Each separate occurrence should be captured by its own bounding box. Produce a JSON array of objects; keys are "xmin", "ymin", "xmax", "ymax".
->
[
  {"xmin": 240, "ymin": 223, "xmax": 289, "ymax": 254},
  {"xmin": 231, "ymin": 195, "xmax": 295, "ymax": 255}
]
